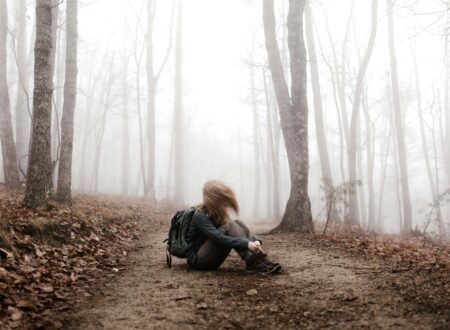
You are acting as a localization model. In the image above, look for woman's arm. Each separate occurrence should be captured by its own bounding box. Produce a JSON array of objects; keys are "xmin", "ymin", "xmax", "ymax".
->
[{"xmin": 193, "ymin": 212, "xmax": 249, "ymax": 251}]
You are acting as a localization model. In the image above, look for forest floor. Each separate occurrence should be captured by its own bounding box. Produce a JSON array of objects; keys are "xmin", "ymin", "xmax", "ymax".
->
[{"xmin": 1, "ymin": 190, "xmax": 450, "ymax": 329}]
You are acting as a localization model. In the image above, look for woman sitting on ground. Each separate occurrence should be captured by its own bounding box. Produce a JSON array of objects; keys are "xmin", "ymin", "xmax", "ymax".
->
[{"xmin": 186, "ymin": 180, "xmax": 281, "ymax": 274}]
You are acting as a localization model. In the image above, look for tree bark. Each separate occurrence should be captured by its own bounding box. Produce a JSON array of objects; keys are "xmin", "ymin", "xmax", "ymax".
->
[
  {"xmin": 387, "ymin": 0, "xmax": 412, "ymax": 233},
  {"xmin": 56, "ymin": 0, "xmax": 78, "ymax": 204},
  {"xmin": 263, "ymin": 0, "xmax": 313, "ymax": 233},
  {"xmin": 174, "ymin": 0, "xmax": 184, "ymax": 203},
  {"xmin": 0, "ymin": 0, "xmax": 21, "ymax": 189},
  {"xmin": 23, "ymin": 0, "xmax": 54, "ymax": 208},
  {"xmin": 347, "ymin": 0, "xmax": 378, "ymax": 225}
]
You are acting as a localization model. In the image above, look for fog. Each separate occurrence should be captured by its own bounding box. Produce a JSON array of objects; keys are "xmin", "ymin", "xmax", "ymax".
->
[{"xmin": 2, "ymin": 0, "xmax": 450, "ymax": 236}]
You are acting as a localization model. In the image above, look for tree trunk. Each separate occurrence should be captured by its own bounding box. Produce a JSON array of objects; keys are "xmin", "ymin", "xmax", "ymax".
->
[
  {"xmin": 52, "ymin": 23, "xmax": 65, "ymax": 187},
  {"xmin": 46, "ymin": 0, "xmax": 59, "ymax": 194},
  {"xmin": 263, "ymin": 69, "xmax": 275, "ymax": 218},
  {"xmin": 121, "ymin": 54, "xmax": 130, "ymax": 197},
  {"xmin": 347, "ymin": 0, "xmax": 378, "ymax": 225},
  {"xmin": 377, "ymin": 113, "xmax": 392, "ymax": 232},
  {"xmin": 174, "ymin": 0, "xmax": 184, "ymax": 203},
  {"xmin": 305, "ymin": 0, "xmax": 340, "ymax": 223},
  {"xmin": 56, "ymin": 0, "xmax": 78, "ymax": 204},
  {"xmin": 14, "ymin": 0, "xmax": 30, "ymax": 178},
  {"xmin": 250, "ymin": 60, "xmax": 261, "ymax": 217},
  {"xmin": 92, "ymin": 59, "xmax": 114, "ymax": 193},
  {"xmin": 387, "ymin": 0, "xmax": 412, "ymax": 233},
  {"xmin": 146, "ymin": 0, "xmax": 156, "ymax": 200},
  {"xmin": 263, "ymin": 0, "xmax": 313, "ymax": 233},
  {"xmin": 444, "ymin": 13, "xmax": 450, "ymax": 236},
  {"xmin": 0, "ymin": 0, "xmax": 21, "ymax": 189},
  {"xmin": 362, "ymin": 85, "xmax": 376, "ymax": 230},
  {"xmin": 23, "ymin": 0, "xmax": 54, "ymax": 208}
]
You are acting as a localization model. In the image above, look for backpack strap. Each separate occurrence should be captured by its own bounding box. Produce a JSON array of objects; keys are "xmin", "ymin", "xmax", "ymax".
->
[{"xmin": 166, "ymin": 246, "xmax": 172, "ymax": 268}]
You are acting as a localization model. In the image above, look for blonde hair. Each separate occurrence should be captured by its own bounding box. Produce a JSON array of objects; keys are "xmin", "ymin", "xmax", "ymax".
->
[{"xmin": 197, "ymin": 180, "xmax": 239, "ymax": 227}]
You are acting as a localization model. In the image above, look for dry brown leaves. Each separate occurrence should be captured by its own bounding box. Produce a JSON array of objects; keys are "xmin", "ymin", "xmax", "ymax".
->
[
  {"xmin": 312, "ymin": 231, "xmax": 450, "ymax": 271},
  {"xmin": 0, "ymin": 188, "xmax": 160, "ymax": 329}
]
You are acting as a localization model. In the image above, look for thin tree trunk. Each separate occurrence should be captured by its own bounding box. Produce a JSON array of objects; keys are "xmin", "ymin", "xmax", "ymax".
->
[
  {"xmin": 347, "ymin": 0, "xmax": 378, "ymax": 225},
  {"xmin": 263, "ymin": 0, "xmax": 313, "ymax": 233},
  {"xmin": 272, "ymin": 90, "xmax": 281, "ymax": 218},
  {"xmin": 77, "ymin": 57, "xmax": 104, "ymax": 192},
  {"xmin": 362, "ymin": 85, "xmax": 376, "ymax": 230},
  {"xmin": 305, "ymin": 0, "xmax": 340, "ymax": 223},
  {"xmin": 23, "ymin": 0, "xmax": 54, "ymax": 208},
  {"xmin": 444, "ymin": 12, "xmax": 450, "ymax": 236},
  {"xmin": 146, "ymin": 0, "xmax": 156, "ymax": 200},
  {"xmin": 47, "ymin": 0, "xmax": 59, "ymax": 193},
  {"xmin": 174, "ymin": 0, "xmax": 184, "ymax": 203},
  {"xmin": 121, "ymin": 52, "xmax": 130, "ymax": 197},
  {"xmin": 0, "ymin": 0, "xmax": 21, "ymax": 189},
  {"xmin": 56, "ymin": 0, "xmax": 78, "ymax": 204},
  {"xmin": 377, "ymin": 113, "xmax": 391, "ymax": 232},
  {"xmin": 14, "ymin": 0, "xmax": 30, "ymax": 178},
  {"xmin": 387, "ymin": 0, "xmax": 412, "ymax": 233},
  {"xmin": 52, "ymin": 23, "xmax": 65, "ymax": 186},
  {"xmin": 250, "ymin": 61, "xmax": 261, "ymax": 218},
  {"xmin": 357, "ymin": 119, "xmax": 367, "ymax": 227},
  {"xmin": 263, "ymin": 69, "xmax": 275, "ymax": 218},
  {"xmin": 92, "ymin": 59, "xmax": 114, "ymax": 194}
]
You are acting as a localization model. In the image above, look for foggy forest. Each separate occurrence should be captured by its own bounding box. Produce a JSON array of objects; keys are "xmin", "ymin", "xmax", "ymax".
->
[{"xmin": 0, "ymin": 0, "xmax": 450, "ymax": 329}]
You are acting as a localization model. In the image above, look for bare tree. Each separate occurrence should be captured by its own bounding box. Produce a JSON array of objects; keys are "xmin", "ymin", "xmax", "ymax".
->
[
  {"xmin": 387, "ymin": 0, "xmax": 412, "ymax": 233},
  {"xmin": 56, "ymin": 0, "xmax": 78, "ymax": 204},
  {"xmin": 362, "ymin": 85, "xmax": 376, "ymax": 230},
  {"xmin": 14, "ymin": 0, "xmax": 30, "ymax": 177},
  {"xmin": 305, "ymin": 0, "xmax": 340, "ymax": 223},
  {"xmin": 0, "ymin": 0, "xmax": 21, "ymax": 189},
  {"xmin": 121, "ymin": 47, "xmax": 130, "ymax": 197},
  {"xmin": 347, "ymin": 0, "xmax": 378, "ymax": 225},
  {"xmin": 145, "ymin": 0, "xmax": 175, "ymax": 200},
  {"xmin": 249, "ymin": 50, "xmax": 261, "ymax": 217},
  {"xmin": 23, "ymin": 0, "xmax": 55, "ymax": 208},
  {"xmin": 263, "ymin": 0, "xmax": 313, "ymax": 232}
]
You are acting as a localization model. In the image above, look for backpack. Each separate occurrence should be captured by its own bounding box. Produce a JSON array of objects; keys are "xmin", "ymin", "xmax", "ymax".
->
[{"xmin": 165, "ymin": 207, "xmax": 196, "ymax": 267}]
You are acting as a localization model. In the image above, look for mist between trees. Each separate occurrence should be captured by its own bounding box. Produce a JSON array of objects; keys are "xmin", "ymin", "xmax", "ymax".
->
[{"xmin": 0, "ymin": 0, "xmax": 449, "ymax": 238}]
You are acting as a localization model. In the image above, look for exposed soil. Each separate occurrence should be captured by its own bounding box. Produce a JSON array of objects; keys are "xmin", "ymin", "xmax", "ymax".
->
[{"xmin": 63, "ymin": 215, "xmax": 450, "ymax": 329}]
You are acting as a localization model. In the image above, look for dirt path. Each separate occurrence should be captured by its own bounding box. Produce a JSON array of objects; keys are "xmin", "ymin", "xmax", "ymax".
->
[{"xmin": 64, "ymin": 222, "xmax": 448, "ymax": 329}]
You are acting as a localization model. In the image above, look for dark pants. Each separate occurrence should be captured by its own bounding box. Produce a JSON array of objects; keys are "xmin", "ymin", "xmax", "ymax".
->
[{"xmin": 189, "ymin": 220, "xmax": 256, "ymax": 270}]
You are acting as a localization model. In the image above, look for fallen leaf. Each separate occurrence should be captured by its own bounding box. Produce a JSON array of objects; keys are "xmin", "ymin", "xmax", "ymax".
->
[
  {"xmin": 70, "ymin": 273, "xmax": 78, "ymax": 282},
  {"xmin": 196, "ymin": 302, "xmax": 208, "ymax": 310},
  {"xmin": 16, "ymin": 300, "xmax": 35, "ymax": 310},
  {"xmin": 35, "ymin": 247, "xmax": 44, "ymax": 257},
  {"xmin": 8, "ymin": 306, "xmax": 23, "ymax": 321},
  {"xmin": 246, "ymin": 289, "xmax": 258, "ymax": 296},
  {"xmin": 39, "ymin": 284, "xmax": 54, "ymax": 293},
  {"xmin": 0, "ymin": 248, "xmax": 13, "ymax": 259}
]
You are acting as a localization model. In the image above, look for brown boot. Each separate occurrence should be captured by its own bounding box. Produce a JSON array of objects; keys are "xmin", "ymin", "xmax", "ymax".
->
[
  {"xmin": 245, "ymin": 253, "xmax": 281, "ymax": 274},
  {"xmin": 259, "ymin": 253, "xmax": 281, "ymax": 272}
]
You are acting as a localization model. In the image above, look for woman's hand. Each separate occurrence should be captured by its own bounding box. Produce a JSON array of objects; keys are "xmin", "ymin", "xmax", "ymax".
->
[{"xmin": 248, "ymin": 241, "xmax": 263, "ymax": 253}]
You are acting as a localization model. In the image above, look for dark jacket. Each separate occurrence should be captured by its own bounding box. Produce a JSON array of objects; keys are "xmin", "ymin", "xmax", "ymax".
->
[{"xmin": 185, "ymin": 211, "xmax": 249, "ymax": 262}]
